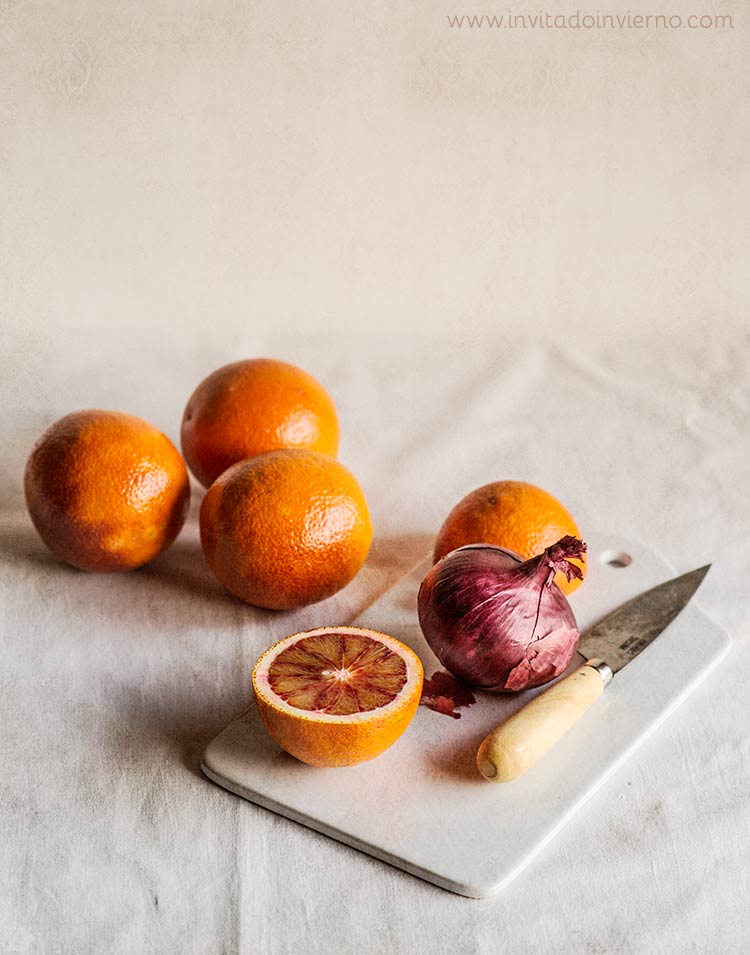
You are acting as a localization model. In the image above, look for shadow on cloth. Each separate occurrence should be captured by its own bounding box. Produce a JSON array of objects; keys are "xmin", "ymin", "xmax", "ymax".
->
[
  {"xmin": 1, "ymin": 507, "xmax": 434, "ymax": 779},
  {"xmin": 0, "ymin": 522, "xmax": 434, "ymax": 784},
  {"xmin": 137, "ymin": 532, "xmax": 434, "ymax": 779},
  {"xmin": 1, "ymin": 506, "xmax": 433, "ymax": 616}
]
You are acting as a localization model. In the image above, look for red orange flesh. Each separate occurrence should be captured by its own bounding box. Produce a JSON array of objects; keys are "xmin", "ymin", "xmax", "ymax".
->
[{"xmin": 252, "ymin": 627, "xmax": 423, "ymax": 767}]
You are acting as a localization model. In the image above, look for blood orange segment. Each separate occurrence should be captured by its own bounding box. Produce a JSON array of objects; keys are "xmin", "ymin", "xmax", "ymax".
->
[
  {"xmin": 252, "ymin": 627, "xmax": 424, "ymax": 767},
  {"xmin": 268, "ymin": 632, "xmax": 408, "ymax": 715}
]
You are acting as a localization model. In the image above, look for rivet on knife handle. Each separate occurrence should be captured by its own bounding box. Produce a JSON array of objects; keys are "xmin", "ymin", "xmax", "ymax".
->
[{"xmin": 476, "ymin": 660, "xmax": 613, "ymax": 783}]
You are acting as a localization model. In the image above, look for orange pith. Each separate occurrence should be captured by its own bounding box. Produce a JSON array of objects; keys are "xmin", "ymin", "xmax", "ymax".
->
[
  {"xmin": 268, "ymin": 632, "xmax": 408, "ymax": 716},
  {"xmin": 434, "ymin": 480, "xmax": 586, "ymax": 595},
  {"xmin": 252, "ymin": 627, "xmax": 424, "ymax": 767}
]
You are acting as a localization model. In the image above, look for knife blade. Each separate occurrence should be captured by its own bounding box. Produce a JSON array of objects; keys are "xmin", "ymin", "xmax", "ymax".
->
[{"xmin": 476, "ymin": 564, "xmax": 711, "ymax": 783}]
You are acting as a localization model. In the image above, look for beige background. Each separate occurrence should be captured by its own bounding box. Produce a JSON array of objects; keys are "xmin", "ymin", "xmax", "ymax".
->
[
  {"xmin": 2, "ymin": 0, "xmax": 747, "ymax": 351},
  {"xmin": 2, "ymin": 3, "xmax": 749, "ymax": 954}
]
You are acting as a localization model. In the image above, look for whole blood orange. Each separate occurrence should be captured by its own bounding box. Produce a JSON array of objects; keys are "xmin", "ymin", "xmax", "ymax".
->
[
  {"xmin": 252, "ymin": 627, "xmax": 424, "ymax": 766},
  {"xmin": 24, "ymin": 410, "xmax": 190, "ymax": 572},
  {"xmin": 200, "ymin": 449, "xmax": 372, "ymax": 609},
  {"xmin": 181, "ymin": 358, "xmax": 340, "ymax": 487},
  {"xmin": 434, "ymin": 481, "xmax": 586, "ymax": 594}
]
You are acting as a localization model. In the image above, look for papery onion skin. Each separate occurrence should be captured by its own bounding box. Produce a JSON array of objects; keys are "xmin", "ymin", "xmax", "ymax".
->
[{"xmin": 417, "ymin": 537, "xmax": 585, "ymax": 693}]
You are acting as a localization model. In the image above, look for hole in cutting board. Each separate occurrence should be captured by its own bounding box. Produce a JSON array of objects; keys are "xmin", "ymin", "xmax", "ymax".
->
[{"xmin": 600, "ymin": 550, "xmax": 632, "ymax": 569}]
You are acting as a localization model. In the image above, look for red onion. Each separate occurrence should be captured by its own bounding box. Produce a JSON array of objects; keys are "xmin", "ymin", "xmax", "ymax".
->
[{"xmin": 417, "ymin": 536, "xmax": 586, "ymax": 692}]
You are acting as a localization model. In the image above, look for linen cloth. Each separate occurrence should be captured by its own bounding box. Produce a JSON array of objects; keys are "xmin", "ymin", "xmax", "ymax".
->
[
  {"xmin": 2, "ymin": 329, "xmax": 749, "ymax": 955},
  {"xmin": 2, "ymin": 1, "xmax": 748, "ymax": 951}
]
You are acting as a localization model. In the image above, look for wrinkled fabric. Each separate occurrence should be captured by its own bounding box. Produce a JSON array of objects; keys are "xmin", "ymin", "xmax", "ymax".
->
[{"xmin": 2, "ymin": 327, "xmax": 749, "ymax": 954}]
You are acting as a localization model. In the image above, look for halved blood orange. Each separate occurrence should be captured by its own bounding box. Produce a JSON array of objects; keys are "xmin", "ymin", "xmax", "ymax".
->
[{"xmin": 251, "ymin": 627, "xmax": 424, "ymax": 767}]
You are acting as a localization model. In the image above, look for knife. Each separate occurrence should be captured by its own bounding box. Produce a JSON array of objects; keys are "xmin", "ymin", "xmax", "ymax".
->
[{"xmin": 476, "ymin": 564, "xmax": 711, "ymax": 783}]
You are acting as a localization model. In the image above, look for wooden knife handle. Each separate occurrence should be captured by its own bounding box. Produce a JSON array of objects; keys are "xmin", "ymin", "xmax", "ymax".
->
[{"xmin": 476, "ymin": 660, "xmax": 613, "ymax": 782}]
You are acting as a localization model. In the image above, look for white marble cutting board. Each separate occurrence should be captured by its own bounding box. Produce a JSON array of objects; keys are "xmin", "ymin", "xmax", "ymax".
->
[{"xmin": 201, "ymin": 534, "xmax": 730, "ymax": 898}]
